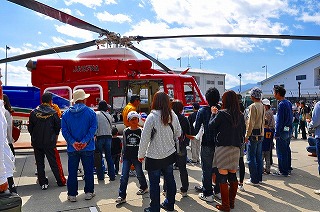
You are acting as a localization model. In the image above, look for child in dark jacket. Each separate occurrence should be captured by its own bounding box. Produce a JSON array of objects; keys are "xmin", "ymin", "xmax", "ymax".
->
[{"xmin": 111, "ymin": 127, "xmax": 122, "ymax": 175}]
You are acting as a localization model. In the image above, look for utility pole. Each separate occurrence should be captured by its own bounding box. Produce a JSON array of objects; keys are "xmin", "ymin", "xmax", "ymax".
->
[
  {"xmin": 238, "ymin": 73, "xmax": 242, "ymax": 93},
  {"xmin": 262, "ymin": 65, "xmax": 267, "ymax": 79},
  {"xmin": 5, "ymin": 45, "xmax": 10, "ymax": 86}
]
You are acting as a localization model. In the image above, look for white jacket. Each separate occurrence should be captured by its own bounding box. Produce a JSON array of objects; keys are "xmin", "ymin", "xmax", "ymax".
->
[
  {"xmin": 138, "ymin": 110, "xmax": 182, "ymax": 159},
  {"xmin": 0, "ymin": 100, "xmax": 14, "ymax": 185}
]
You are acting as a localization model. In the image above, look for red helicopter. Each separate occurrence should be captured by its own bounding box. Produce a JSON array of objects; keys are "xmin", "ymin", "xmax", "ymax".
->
[{"xmin": 2, "ymin": 0, "xmax": 320, "ymax": 125}]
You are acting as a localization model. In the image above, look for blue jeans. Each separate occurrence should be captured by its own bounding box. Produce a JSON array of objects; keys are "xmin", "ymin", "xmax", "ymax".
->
[
  {"xmin": 200, "ymin": 145, "xmax": 215, "ymax": 196},
  {"xmin": 148, "ymin": 164, "xmax": 176, "ymax": 212},
  {"xmin": 276, "ymin": 131, "xmax": 291, "ymax": 175},
  {"xmin": 164, "ymin": 147, "xmax": 189, "ymax": 192},
  {"xmin": 307, "ymin": 137, "xmax": 317, "ymax": 154},
  {"xmin": 316, "ymin": 138, "xmax": 320, "ymax": 175},
  {"xmin": 67, "ymin": 150, "xmax": 94, "ymax": 196},
  {"xmin": 247, "ymin": 137, "xmax": 263, "ymax": 184},
  {"xmin": 119, "ymin": 158, "xmax": 148, "ymax": 198},
  {"xmin": 96, "ymin": 137, "xmax": 115, "ymax": 180},
  {"xmin": 292, "ymin": 122, "xmax": 299, "ymax": 138}
]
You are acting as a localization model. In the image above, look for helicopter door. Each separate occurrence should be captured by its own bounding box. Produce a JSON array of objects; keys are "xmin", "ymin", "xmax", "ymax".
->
[{"xmin": 108, "ymin": 81, "xmax": 128, "ymax": 121}]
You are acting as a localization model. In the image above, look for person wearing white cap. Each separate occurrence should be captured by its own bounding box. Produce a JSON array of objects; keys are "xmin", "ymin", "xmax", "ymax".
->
[
  {"xmin": 116, "ymin": 111, "xmax": 148, "ymax": 205},
  {"xmin": 261, "ymin": 98, "xmax": 275, "ymax": 175},
  {"xmin": 61, "ymin": 89, "xmax": 97, "ymax": 202}
]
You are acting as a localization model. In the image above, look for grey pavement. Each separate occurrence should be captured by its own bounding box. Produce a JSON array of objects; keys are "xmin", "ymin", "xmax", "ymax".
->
[{"xmin": 13, "ymin": 133, "xmax": 320, "ymax": 212}]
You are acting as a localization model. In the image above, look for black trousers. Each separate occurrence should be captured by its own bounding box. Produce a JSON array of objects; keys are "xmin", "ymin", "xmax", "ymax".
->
[{"xmin": 33, "ymin": 147, "xmax": 64, "ymax": 186}]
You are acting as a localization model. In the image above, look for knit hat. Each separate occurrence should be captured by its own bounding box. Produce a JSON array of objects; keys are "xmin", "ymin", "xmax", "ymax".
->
[{"xmin": 250, "ymin": 87, "xmax": 262, "ymax": 99}]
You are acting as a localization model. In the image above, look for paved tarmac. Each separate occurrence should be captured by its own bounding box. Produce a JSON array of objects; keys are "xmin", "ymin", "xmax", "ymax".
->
[{"xmin": 12, "ymin": 132, "xmax": 320, "ymax": 212}]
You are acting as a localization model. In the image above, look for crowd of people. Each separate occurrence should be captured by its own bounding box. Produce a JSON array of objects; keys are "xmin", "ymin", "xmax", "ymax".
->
[{"xmin": 1, "ymin": 77, "xmax": 320, "ymax": 211}]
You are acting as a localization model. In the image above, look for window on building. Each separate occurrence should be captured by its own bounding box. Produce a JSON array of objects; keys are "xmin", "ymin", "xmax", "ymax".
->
[
  {"xmin": 218, "ymin": 81, "xmax": 224, "ymax": 85},
  {"xmin": 207, "ymin": 80, "xmax": 215, "ymax": 84},
  {"xmin": 296, "ymin": 75, "xmax": 306, "ymax": 80}
]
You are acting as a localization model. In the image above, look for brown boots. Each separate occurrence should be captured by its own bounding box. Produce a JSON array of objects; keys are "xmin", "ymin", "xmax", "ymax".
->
[
  {"xmin": 216, "ymin": 183, "xmax": 230, "ymax": 211},
  {"xmin": 215, "ymin": 181, "xmax": 238, "ymax": 211},
  {"xmin": 229, "ymin": 181, "xmax": 238, "ymax": 209}
]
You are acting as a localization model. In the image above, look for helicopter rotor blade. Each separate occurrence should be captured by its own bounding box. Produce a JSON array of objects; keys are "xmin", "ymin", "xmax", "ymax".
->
[
  {"xmin": 128, "ymin": 45, "xmax": 172, "ymax": 73},
  {"xmin": 8, "ymin": 0, "xmax": 109, "ymax": 35},
  {"xmin": 0, "ymin": 40, "xmax": 97, "ymax": 64},
  {"xmin": 134, "ymin": 34, "xmax": 320, "ymax": 42}
]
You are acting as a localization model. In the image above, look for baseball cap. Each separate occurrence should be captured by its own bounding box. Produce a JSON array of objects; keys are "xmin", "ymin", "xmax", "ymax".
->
[
  {"xmin": 127, "ymin": 111, "xmax": 140, "ymax": 121},
  {"xmin": 262, "ymin": 99, "xmax": 270, "ymax": 106}
]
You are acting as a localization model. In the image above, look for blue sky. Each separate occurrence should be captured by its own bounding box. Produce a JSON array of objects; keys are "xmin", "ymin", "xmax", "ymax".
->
[{"xmin": 1, "ymin": 0, "xmax": 320, "ymax": 88}]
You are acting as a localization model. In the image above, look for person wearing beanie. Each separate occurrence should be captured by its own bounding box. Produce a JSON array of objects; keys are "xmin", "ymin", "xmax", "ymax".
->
[{"xmin": 244, "ymin": 87, "xmax": 265, "ymax": 185}]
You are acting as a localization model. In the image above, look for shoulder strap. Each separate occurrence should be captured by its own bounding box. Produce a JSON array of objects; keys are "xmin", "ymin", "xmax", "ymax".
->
[
  {"xmin": 101, "ymin": 111, "xmax": 112, "ymax": 127},
  {"xmin": 168, "ymin": 122, "xmax": 174, "ymax": 134}
]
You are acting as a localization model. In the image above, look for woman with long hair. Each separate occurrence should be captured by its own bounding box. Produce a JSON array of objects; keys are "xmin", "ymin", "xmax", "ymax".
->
[
  {"xmin": 138, "ymin": 92, "xmax": 181, "ymax": 212},
  {"xmin": 209, "ymin": 90, "xmax": 245, "ymax": 211}
]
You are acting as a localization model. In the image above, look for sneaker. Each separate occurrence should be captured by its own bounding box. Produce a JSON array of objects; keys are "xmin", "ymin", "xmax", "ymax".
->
[
  {"xmin": 160, "ymin": 202, "xmax": 174, "ymax": 211},
  {"xmin": 238, "ymin": 184, "xmax": 245, "ymax": 191},
  {"xmin": 115, "ymin": 196, "xmax": 126, "ymax": 204},
  {"xmin": 314, "ymin": 189, "xmax": 320, "ymax": 195},
  {"xmin": 194, "ymin": 185, "xmax": 203, "ymax": 192},
  {"xmin": 244, "ymin": 179, "xmax": 259, "ymax": 186},
  {"xmin": 214, "ymin": 192, "xmax": 221, "ymax": 200},
  {"xmin": 136, "ymin": 188, "xmax": 149, "ymax": 195},
  {"xmin": 129, "ymin": 170, "xmax": 136, "ymax": 177},
  {"xmin": 85, "ymin": 192, "xmax": 95, "ymax": 200},
  {"xmin": 272, "ymin": 171, "xmax": 289, "ymax": 177},
  {"xmin": 67, "ymin": 195, "xmax": 77, "ymax": 202},
  {"xmin": 198, "ymin": 193, "xmax": 214, "ymax": 202},
  {"xmin": 180, "ymin": 191, "xmax": 188, "ymax": 197},
  {"xmin": 41, "ymin": 184, "xmax": 49, "ymax": 190}
]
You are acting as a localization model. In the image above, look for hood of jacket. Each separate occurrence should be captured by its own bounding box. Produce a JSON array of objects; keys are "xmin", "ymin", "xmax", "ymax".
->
[
  {"xmin": 34, "ymin": 104, "xmax": 56, "ymax": 119},
  {"xmin": 68, "ymin": 103, "xmax": 89, "ymax": 117}
]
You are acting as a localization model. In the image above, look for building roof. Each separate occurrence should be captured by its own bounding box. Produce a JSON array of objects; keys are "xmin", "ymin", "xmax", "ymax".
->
[
  {"xmin": 259, "ymin": 52, "xmax": 320, "ymax": 85},
  {"xmin": 170, "ymin": 68, "xmax": 226, "ymax": 76}
]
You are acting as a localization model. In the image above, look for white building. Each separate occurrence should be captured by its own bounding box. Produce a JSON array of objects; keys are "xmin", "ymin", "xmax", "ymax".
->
[
  {"xmin": 258, "ymin": 53, "xmax": 320, "ymax": 102},
  {"xmin": 172, "ymin": 68, "xmax": 226, "ymax": 97}
]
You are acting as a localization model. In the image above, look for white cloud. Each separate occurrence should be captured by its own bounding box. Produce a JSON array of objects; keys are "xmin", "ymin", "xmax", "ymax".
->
[
  {"xmin": 60, "ymin": 8, "xmax": 72, "ymax": 15},
  {"xmin": 54, "ymin": 24, "xmax": 94, "ymax": 41},
  {"xmin": 297, "ymin": 12, "xmax": 320, "ymax": 25},
  {"xmin": 95, "ymin": 11, "xmax": 132, "ymax": 23},
  {"xmin": 105, "ymin": 0, "xmax": 117, "ymax": 5},
  {"xmin": 121, "ymin": 0, "xmax": 299, "ymax": 61},
  {"xmin": 64, "ymin": 0, "xmax": 103, "ymax": 8},
  {"xmin": 75, "ymin": 9, "xmax": 84, "ymax": 17}
]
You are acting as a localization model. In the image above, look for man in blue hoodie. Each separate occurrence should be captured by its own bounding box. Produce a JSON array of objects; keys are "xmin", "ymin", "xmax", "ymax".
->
[
  {"xmin": 61, "ymin": 89, "xmax": 97, "ymax": 202},
  {"xmin": 272, "ymin": 85, "xmax": 293, "ymax": 177}
]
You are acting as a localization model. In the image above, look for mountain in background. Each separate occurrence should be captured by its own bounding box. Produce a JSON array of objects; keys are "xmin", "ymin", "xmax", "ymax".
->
[{"xmin": 228, "ymin": 83, "xmax": 258, "ymax": 93}]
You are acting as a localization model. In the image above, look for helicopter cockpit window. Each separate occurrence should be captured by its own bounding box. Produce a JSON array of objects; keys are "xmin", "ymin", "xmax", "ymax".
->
[{"xmin": 184, "ymin": 82, "xmax": 201, "ymax": 104}]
